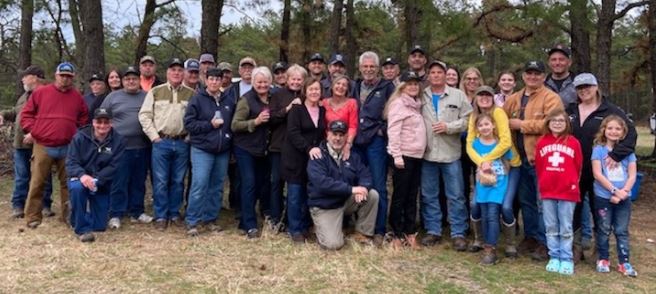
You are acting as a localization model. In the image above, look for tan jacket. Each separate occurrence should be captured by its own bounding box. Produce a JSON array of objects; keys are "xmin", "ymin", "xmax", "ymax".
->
[
  {"xmin": 503, "ymin": 85, "xmax": 563, "ymax": 163},
  {"xmin": 421, "ymin": 86, "xmax": 472, "ymax": 163},
  {"xmin": 138, "ymin": 83, "xmax": 195, "ymax": 141}
]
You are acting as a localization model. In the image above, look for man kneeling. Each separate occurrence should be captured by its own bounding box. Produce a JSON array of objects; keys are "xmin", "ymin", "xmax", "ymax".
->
[
  {"xmin": 66, "ymin": 108, "xmax": 125, "ymax": 242},
  {"xmin": 307, "ymin": 120, "xmax": 379, "ymax": 250}
]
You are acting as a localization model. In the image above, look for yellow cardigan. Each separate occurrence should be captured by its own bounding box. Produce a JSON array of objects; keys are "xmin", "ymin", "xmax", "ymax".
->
[{"xmin": 466, "ymin": 107, "xmax": 521, "ymax": 167}]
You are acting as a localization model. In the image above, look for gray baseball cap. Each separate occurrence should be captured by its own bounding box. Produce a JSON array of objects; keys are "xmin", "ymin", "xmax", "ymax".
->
[{"xmin": 572, "ymin": 73, "xmax": 598, "ymax": 87}]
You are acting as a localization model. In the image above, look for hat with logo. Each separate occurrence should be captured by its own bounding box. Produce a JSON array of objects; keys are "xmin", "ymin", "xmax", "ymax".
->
[
  {"xmin": 124, "ymin": 66, "xmax": 140, "ymax": 77},
  {"xmin": 309, "ymin": 53, "xmax": 325, "ymax": 63},
  {"xmin": 55, "ymin": 62, "xmax": 76, "ymax": 76},
  {"xmin": 329, "ymin": 53, "xmax": 345, "ymax": 66},
  {"xmin": 184, "ymin": 58, "xmax": 200, "ymax": 72},
  {"xmin": 273, "ymin": 61, "xmax": 288, "ymax": 73},
  {"xmin": 199, "ymin": 53, "xmax": 215, "ymax": 64},
  {"xmin": 88, "ymin": 73, "xmax": 104, "ymax": 83},
  {"xmin": 410, "ymin": 45, "xmax": 426, "ymax": 55},
  {"xmin": 381, "ymin": 57, "xmax": 398, "ymax": 66},
  {"xmin": 140, "ymin": 55, "xmax": 156, "ymax": 64},
  {"xmin": 93, "ymin": 108, "xmax": 112, "ymax": 120},
  {"xmin": 168, "ymin": 58, "xmax": 184, "ymax": 68},
  {"xmin": 548, "ymin": 44, "xmax": 571, "ymax": 58},
  {"xmin": 401, "ymin": 71, "xmax": 422, "ymax": 83},
  {"xmin": 329, "ymin": 120, "xmax": 348, "ymax": 134},
  {"xmin": 524, "ymin": 60, "xmax": 545, "ymax": 73}
]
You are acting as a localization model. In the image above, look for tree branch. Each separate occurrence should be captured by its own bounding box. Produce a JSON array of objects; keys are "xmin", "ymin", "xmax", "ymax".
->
[
  {"xmin": 474, "ymin": 4, "xmax": 519, "ymax": 26},
  {"xmin": 150, "ymin": 34, "xmax": 187, "ymax": 55},
  {"xmin": 155, "ymin": 0, "xmax": 176, "ymax": 8},
  {"xmin": 612, "ymin": 0, "xmax": 649, "ymax": 22}
]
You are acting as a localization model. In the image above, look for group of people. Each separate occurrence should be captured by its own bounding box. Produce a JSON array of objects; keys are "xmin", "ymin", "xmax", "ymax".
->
[{"xmin": 0, "ymin": 44, "xmax": 639, "ymax": 277}]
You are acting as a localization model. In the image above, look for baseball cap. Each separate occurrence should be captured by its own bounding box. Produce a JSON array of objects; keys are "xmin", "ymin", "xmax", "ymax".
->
[
  {"xmin": 199, "ymin": 53, "xmax": 215, "ymax": 64},
  {"xmin": 524, "ymin": 60, "xmax": 545, "ymax": 73},
  {"xmin": 410, "ymin": 45, "xmax": 426, "ymax": 55},
  {"xmin": 55, "ymin": 62, "xmax": 76, "ymax": 76},
  {"xmin": 475, "ymin": 86, "xmax": 495, "ymax": 96},
  {"xmin": 329, "ymin": 53, "xmax": 345, "ymax": 66},
  {"xmin": 168, "ymin": 58, "xmax": 184, "ymax": 68},
  {"xmin": 93, "ymin": 108, "xmax": 112, "ymax": 120},
  {"xmin": 329, "ymin": 120, "xmax": 348, "ymax": 134},
  {"xmin": 427, "ymin": 60, "xmax": 447, "ymax": 71},
  {"xmin": 218, "ymin": 62, "xmax": 232, "ymax": 72},
  {"xmin": 239, "ymin": 57, "xmax": 256, "ymax": 67},
  {"xmin": 206, "ymin": 68, "xmax": 223, "ymax": 78},
  {"xmin": 124, "ymin": 66, "xmax": 140, "ymax": 77},
  {"xmin": 88, "ymin": 73, "xmax": 104, "ymax": 82},
  {"xmin": 184, "ymin": 58, "xmax": 200, "ymax": 72},
  {"xmin": 381, "ymin": 57, "xmax": 398, "ymax": 66},
  {"xmin": 272, "ymin": 61, "xmax": 288, "ymax": 73},
  {"xmin": 21, "ymin": 65, "xmax": 45, "ymax": 79},
  {"xmin": 309, "ymin": 53, "xmax": 325, "ymax": 63},
  {"xmin": 140, "ymin": 55, "xmax": 156, "ymax": 64},
  {"xmin": 401, "ymin": 71, "xmax": 422, "ymax": 83},
  {"xmin": 572, "ymin": 73, "xmax": 598, "ymax": 88},
  {"xmin": 548, "ymin": 44, "xmax": 571, "ymax": 58}
]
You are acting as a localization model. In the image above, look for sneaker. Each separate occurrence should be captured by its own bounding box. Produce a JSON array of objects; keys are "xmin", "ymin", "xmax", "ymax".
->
[
  {"xmin": 79, "ymin": 232, "xmax": 96, "ymax": 243},
  {"xmin": 247, "ymin": 228, "xmax": 260, "ymax": 239},
  {"xmin": 531, "ymin": 244, "xmax": 549, "ymax": 261},
  {"xmin": 27, "ymin": 221, "xmax": 40, "ymax": 229},
  {"xmin": 546, "ymin": 258, "xmax": 560, "ymax": 273},
  {"xmin": 617, "ymin": 263, "xmax": 638, "ymax": 277},
  {"xmin": 42, "ymin": 207, "xmax": 56, "ymax": 217},
  {"xmin": 596, "ymin": 259, "xmax": 610, "ymax": 273},
  {"xmin": 154, "ymin": 219, "xmax": 168, "ymax": 231},
  {"xmin": 421, "ymin": 234, "xmax": 442, "ymax": 247},
  {"xmin": 108, "ymin": 217, "xmax": 121, "ymax": 229},
  {"xmin": 452, "ymin": 237, "xmax": 468, "ymax": 252},
  {"xmin": 11, "ymin": 207, "xmax": 25, "ymax": 219},
  {"xmin": 130, "ymin": 213, "xmax": 154, "ymax": 224},
  {"xmin": 559, "ymin": 260, "xmax": 574, "ymax": 275},
  {"xmin": 372, "ymin": 234, "xmax": 384, "ymax": 247},
  {"xmin": 186, "ymin": 226, "xmax": 199, "ymax": 237}
]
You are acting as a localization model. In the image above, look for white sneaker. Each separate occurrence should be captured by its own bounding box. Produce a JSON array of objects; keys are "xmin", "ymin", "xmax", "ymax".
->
[
  {"xmin": 108, "ymin": 217, "xmax": 121, "ymax": 229},
  {"xmin": 130, "ymin": 213, "xmax": 153, "ymax": 224}
]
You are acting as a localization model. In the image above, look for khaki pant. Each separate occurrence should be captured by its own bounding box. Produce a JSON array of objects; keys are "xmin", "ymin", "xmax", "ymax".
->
[
  {"xmin": 310, "ymin": 190, "xmax": 379, "ymax": 250},
  {"xmin": 25, "ymin": 143, "xmax": 69, "ymax": 224}
]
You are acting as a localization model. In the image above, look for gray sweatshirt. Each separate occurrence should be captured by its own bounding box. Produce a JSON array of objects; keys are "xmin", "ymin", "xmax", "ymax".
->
[{"xmin": 100, "ymin": 89, "xmax": 149, "ymax": 149}]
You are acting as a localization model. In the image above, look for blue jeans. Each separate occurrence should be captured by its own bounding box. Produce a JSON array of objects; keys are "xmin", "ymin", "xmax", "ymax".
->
[
  {"xmin": 151, "ymin": 139, "xmax": 189, "ymax": 220},
  {"xmin": 581, "ymin": 194, "xmax": 593, "ymax": 241},
  {"xmin": 68, "ymin": 179, "xmax": 109, "ymax": 235},
  {"xmin": 234, "ymin": 146, "xmax": 268, "ymax": 231},
  {"xmin": 185, "ymin": 147, "xmax": 229, "ymax": 227},
  {"xmin": 287, "ymin": 183, "xmax": 310, "ymax": 236},
  {"xmin": 480, "ymin": 203, "xmax": 501, "ymax": 246},
  {"xmin": 595, "ymin": 196, "xmax": 632, "ymax": 263},
  {"xmin": 501, "ymin": 167, "xmax": 520, "ymax": 224},
  {"xmin": 542, "ymin": 199, "xmax": 576, "ymax": 261},
  {"xmin": 421, "ymin": 160, "xmax": 468, "ymax": 238},
  {"xmin": 268, "ymin": 152, "xmax": 284, "ymax": 223},
  {"xmin": 518, "ymin": 159, "xmax": 545, "ymax": 244},
  {"xmin": 355, "ymin": 135, "xmax": 389, "ymax": 235},
  {"xmin": 109, "ymin": 148, "xmax": 148, "ymax": 218},
  {"xmin": 12, "ymin": 149, "xmax": 53, "ymax": 209}
]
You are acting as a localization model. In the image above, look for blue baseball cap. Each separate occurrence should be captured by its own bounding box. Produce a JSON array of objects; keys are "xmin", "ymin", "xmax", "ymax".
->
[
  {"xmin": 56, "ymin": 62, "xmax": 76, "ymax": 76},
  {"xmin": 184, "ymin": 58, "xmax": 200, "ymax": 72},
  {"xmin": 329, "ymin": 53, "xmax": 345, "ymax": 66}
]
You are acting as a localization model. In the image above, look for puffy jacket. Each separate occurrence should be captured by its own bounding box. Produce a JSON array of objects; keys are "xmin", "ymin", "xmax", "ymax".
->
[
  {"xmin": 545, "ymin": 74, "xmax": 577, "ymax": 106},
  {"xmin": 65, "ymin": 126, "xmax": 125, "ymax": 193},
  {"xmin": 307, "ymin": 141, "xmax": 372, "ymax": 209},
  {"xmin": 184, "ymin": 87, "xmax": 235, "ymax": 154},
  {"xmin": 353, "ymin": 78, "xmax": 395, "ymax": 146},
  {"xmin": 386, "ymin": 93, "xmax": 426, "ymax": 163}
]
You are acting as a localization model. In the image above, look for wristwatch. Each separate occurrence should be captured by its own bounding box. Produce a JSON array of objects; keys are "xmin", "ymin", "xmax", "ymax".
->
[{"xmin": 610, "ymin": 187, "xmax": 618, "ymax": 194}]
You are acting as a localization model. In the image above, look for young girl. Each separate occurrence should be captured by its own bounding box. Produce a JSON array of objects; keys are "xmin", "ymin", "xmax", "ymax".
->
[
  {"xmin": 535, "ymin": 109, "xmax": 583, "ymax": 275},
  {"xmin": 591, "ymin": 115, "xmax": 638, "ymax": 277},
  {"xmin": 471, "ymin": 113, "xmax": 513, "ymax": 264}
]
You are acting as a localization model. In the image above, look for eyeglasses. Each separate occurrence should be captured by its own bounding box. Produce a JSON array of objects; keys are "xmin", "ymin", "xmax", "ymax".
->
[{"xmin": 550, "ymin": 119, "xmax": 567, "ymax": 124}]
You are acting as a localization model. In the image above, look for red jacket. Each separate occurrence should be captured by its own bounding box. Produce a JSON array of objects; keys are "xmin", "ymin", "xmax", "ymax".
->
[
  {"xmin": 20, "ymin": 84, "xmax": 88, "ymax": 147},
  {"xmin": 535, "ymin": 134, "xmax": 582, "ymax": 202}
]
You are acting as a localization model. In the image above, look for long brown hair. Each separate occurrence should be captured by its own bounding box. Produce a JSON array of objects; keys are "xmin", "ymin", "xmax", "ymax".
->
[
  {"xmin": 543, "ymin": 109, "xmax": 572, "ymax": 138},
  {"xmin": 593, "ymin": 115, "xmax": 628, "ymax": 145}
]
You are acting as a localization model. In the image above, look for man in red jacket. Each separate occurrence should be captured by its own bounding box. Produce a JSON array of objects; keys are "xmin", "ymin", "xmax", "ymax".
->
[{"xmin": 20, "ymin": 62, "xmax": 88, "ymax": 228}]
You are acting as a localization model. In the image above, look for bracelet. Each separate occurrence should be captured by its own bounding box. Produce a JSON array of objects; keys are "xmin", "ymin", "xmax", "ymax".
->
[{"xmin": 610, "ymin": 187, "xmax": 618, "ymax": 194}]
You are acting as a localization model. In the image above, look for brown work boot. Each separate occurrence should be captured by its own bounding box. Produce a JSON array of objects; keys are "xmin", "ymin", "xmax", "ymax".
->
[
  {"xmin": 531, "ymin": 244, "xmax": 549, "ymax": 261},
  {"xmin": 452, "ymin": 237, "xmax": 468, "ymax": 252},
  {"xmin": 502, "ymin": 220, "xmax": 518, "ymax": 258},
  {"xmin": 421, "ymin": 234, "xmax": 442, "ymax": 246},
  {"xmin": 481, "ymin": 245, "xmax": 497, "ymax": 265},
  {"xmin": 573, "ymin": 244, "xmax": 583, "ymax": 264},
  {"xmin": 468, "ymin": 218, "xmax": 483, "ymax": 252},
  {"xmin": 518, "ymin": 237, "xmax": 539, "ymax": 254},
  {"xmin": 154, "ymin": 219, "xmax": 168, "ymax": 231}
]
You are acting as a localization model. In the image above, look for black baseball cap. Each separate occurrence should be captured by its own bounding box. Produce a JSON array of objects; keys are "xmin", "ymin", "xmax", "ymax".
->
[
  {"xmin": 273, "ymin": 61, "xmax": 288, "ymax": 73},
  {"xmin": 21, "ymin": 65, "xmax": 45, "ymax": 79},
  {"xmin": 93, "ymin": 108, "xmax": 112, "ymax": 120},
  {"xmin": 124, "ymin": 66, "xmax": 140, "ymax": 77},
  {"xmin": 548, "ymin": 44, "xmax": 571, "ymax": 58},
  {"xmin": 329, "ymin": 120, "xmax": 348, "ymax": 134},
  {"xmin": 524, "ymin": 60, "xmax": 546, "ymax": 73},
  {"xmin": 168, "ymin": 58, "xmax": 184, "ymax": 68},
  {"xmin": 381, "ymin": 57, "xmax": 398, "ymax": 66},
  {"xmin": 309, "ymin": 53, "xmax": 325, "ymax": 63},
  {"xmin": 88, "ymin": 73, "xmax": 104, "ymax": 83},
  {"xmin": 401, "ymin": 71, "xmax": 422, "ymax": 82},
  {"xmin": 410, "ymin": 45, "xmax": 426, "ymax": 55}
]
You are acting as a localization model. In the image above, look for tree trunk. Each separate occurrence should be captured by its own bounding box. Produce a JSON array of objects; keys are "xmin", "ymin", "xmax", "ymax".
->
[
  {"xmin": 403, "ymin": 0, "xmax": 419, "ymax": 53},
  {"xmin": 569, "ymin": 0, "xmax": 592, "ymax": 73},
  {"xmin": 16, "ymin": 0, "xmax": 33, "ymax": 99},
  {"xmin": 135, "ymin": 0, "xmax": 159, "ymax": 65},
  {"xmin": 300, "ymin": 0, "xmax": 312, "ymax": 63},
  {"xmin": 649, "ymin": 0, "xmax": 656, "ymax": 157},
  {"xmin": 79, "ymin": 0, "xmax": 105, "ymax": 88},
  {"xmin": 200, "ymin": 0, "xmax": 223, "ymax": 59},
  {"xmin": 68, "ymin": 0, "xmax": 84, "ymax": 69},
  {"xmin": 344, "ymin": 0, "xmax": 356, "ymax": 77},
  {"xmin": 328, "ymin": 0, "xmax": 343, "ymax": 54},
  {"xmin": 279, "ymin": 0, "xmax": 291, "ymax": 62},
  {"xmin": 596, "ymin": 0, "xmax": 616, "ymax": 94}
]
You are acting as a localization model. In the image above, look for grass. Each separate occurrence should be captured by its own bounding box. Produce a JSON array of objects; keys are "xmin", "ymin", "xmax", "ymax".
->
[{"xmin": 0, "ymin": 127, "xmax": 654, "ymax": 293}]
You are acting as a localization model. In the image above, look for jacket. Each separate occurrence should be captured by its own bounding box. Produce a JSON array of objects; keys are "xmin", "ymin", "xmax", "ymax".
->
[
  {"xmin": 307, "ymin": 141, "xmax": 372, "ymax": 209},
  {"xmin": 566, "ymin": 98, "xmax": 637, "ymax": 183},
  {"xmin": 545, "ymin": 74, "xmax": 577, "ymax": 106},
  {"xmin": 65, "ymin": 126, "xmax": 126, "ymax": 193},
  {"xmin": 503, "ymin": 85, "xmax": 563, "ymax": 163},
  {"xmin": 231, "ymin": 90, "xmax": 270, "ymax": 157},
  {"xmin": 353, "ymin": 78, "xmax": 395, "ymax": 146},
  {"xmin": 3, "ymin": 86, "xmax": 41, "ymax": 149},
  {"xmin": 269, "ymin": 87, "xmax": 300, "ymax": 152},
  {"xmin": 535, "ymin": 134, "xmax": 582, "ymax": 202},
  {"xmin": 421, "ymin": 86, "xmax": 472, "ymax": 163},
  {"xmin": 281, "ymin": 104, "xmax": 326, "ymax": 183},
  {"xmin": 138, "ymin": 82, "xmax": 195, "ymax": 141},
  {"xmin": 184, "ymin": 87, "xmax": 235, "ymax": 154},
  {"xmin": 386, "ymin": 93, "xmax": 427, "ymax": 163},
  {"xmin": 20, "ymin": 84, "xmax": 88, "ymax": 147},
  {"xmin": 466, "ymin": 107, "xmax": 521, "ymax": 167}
]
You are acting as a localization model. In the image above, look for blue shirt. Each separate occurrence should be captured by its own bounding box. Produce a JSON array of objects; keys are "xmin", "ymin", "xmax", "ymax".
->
[
  {"xmin": 431, "ymin": 93, "xmax": 440, "ymax": 118},
  {"xmin": 591, "ymin": 145, "xmax": 637, "ymax": 199},
  {"xmin": 474, "ymin": 138, "xmax": 513, "ymax": 204}
]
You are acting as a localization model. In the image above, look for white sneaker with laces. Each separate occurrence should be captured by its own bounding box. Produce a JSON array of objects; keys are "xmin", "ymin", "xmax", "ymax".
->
[
  {"xmin": 132, "ymin": 213, "xmax": 153, "ymax": 224},
  {"xmin": 108, "ymin": 217, "xmax": 121, "ymax": 229}
]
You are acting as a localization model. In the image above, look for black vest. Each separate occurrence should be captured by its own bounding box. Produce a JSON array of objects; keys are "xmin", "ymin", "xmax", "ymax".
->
[{"xmin": 233, "ymin": 90, "xmax": 270, "ymax": 157}]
